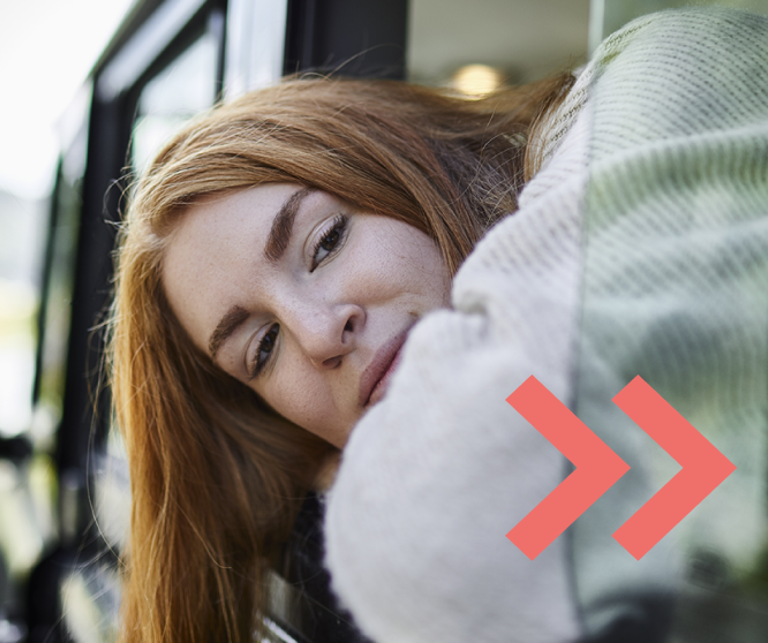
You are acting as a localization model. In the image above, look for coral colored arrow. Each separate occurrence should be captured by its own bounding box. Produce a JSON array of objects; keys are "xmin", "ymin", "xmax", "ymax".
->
[
  {"xmin": 506, "ymin": 376, "xmax": 630, "ymax": 560},
  {"xmin": 612, "ymin": 376, "xmax": 736, "ymax": 560}
]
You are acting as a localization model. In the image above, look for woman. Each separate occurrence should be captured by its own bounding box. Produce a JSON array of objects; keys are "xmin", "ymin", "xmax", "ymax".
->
[
  {"xmin": 110, "ymin": 7, "xmax": 768, "ymax": 643},
  {"xmin": 110, "ymin": 63, "xmax": 572, "ymax": 641}
]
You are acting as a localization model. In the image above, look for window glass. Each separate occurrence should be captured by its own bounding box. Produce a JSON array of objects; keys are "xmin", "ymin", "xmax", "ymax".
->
[
  {"xmin": 99, "ymin": 30, "xmax": 220, "ymax": 554},
  {"xmin": 407, "ymin": 0, "xmax": 590, "ymax": 95},
  {"xmin": 33, "ymin": 173, "xmax": 81, "ymax": 447},
  {"xmin": 62, "ymin": 29, "xmax": 222, "ymax": 642},
  {"xmin": 0, "ymin": 197, "xmax": 46, "ymax": 438},
  {"xmin": 131, "ymin": 32, "xmax": 219, "ymax": 173}
]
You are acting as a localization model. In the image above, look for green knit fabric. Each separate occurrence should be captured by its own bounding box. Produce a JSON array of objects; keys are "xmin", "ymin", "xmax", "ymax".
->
[
  {"xmin": 574, "ymin": 8, "xmax": 768, "ymax": 639},
  {"xmin": 326, "ymin": 9, "xmax": 768, "ymax": 643}
]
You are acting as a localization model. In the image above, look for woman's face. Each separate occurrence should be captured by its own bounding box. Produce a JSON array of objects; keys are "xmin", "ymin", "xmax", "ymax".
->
[{"xmin": 163, "ymin": 184, "xmax": 451, "ymax": 448}]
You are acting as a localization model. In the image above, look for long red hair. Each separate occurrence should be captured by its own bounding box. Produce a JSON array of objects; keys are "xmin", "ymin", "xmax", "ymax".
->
[{"xmin": 109, "ymin": 74, "xmax": 573, "ymax": 642}]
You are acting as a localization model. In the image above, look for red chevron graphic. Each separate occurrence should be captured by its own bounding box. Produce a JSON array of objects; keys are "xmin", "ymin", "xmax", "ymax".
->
[
  {"xmin": 612, "ymin": 376, "xmax": 737, "ymax": 560},
  {"xmin": 506, "ymin": 376, "xmax": 630, "ymax": 560},
  {"xmin": 506, "ymin": 376, "xmax": 736, "ymax": 560}
]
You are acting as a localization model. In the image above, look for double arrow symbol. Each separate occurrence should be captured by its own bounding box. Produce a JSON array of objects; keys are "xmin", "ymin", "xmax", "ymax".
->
[{"xmin": 506, "ymin": 376, "xmax": 736, "ymax": 560}]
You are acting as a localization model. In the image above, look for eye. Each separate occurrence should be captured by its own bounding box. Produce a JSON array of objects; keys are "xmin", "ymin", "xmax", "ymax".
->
[
  {"xmin": 311, "ymin": 214, "xmax": 348, "ymax": 271},
  {"xmin": 248, "ymin": 323, "xmax": 279, "ymax": 379}
]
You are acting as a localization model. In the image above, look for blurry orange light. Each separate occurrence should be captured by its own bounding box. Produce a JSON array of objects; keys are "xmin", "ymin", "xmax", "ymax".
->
[{"xmin": 451, "ymin": 64, "xmax": 504, "ymax": 98}]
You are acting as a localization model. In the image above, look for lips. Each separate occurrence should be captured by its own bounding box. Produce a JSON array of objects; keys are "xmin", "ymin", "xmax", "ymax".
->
[{"xmin": 359, "ymin": 328, "xmax": 410, "ymax": 408}]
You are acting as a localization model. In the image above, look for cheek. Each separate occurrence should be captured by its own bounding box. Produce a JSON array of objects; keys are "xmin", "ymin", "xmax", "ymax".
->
[
  {"xmin": 385, "ymin": 236, "xmax": 450, "ymax": 305},
  {"xmin": 356, "ymin": 229, "xmax": 447, "ymax": 297},
  {"xmin": 258, "ymin": 367, "xmax": 336, "ymax": 429},
  {"xmin": 256, "ymin": 361, "xmax": 356, "ymax": 447}
]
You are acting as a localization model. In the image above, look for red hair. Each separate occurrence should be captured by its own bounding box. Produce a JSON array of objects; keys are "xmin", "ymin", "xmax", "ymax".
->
[{"xmin": 109, "ymin": 74, "xmax": 572, "ymax": 642}]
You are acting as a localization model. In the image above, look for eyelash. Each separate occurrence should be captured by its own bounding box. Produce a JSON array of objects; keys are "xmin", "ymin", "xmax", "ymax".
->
[
  {"xmin": 311, "ymin": 214, "xmax": 348, "ymax": 271},
  {"xmin": 248, "ymin": 323, "xmax": 279, "ymax": 380},
  {"xmin": 248, "ymin": 214, "xmax": 349, "ymax": 379}
]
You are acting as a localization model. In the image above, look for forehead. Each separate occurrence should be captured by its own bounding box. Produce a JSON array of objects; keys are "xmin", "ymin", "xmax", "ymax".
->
[
  {"xmin": 162, "ymin": 183, "xmax": 300, "ymax": 351},
  {"xmin": 172, "ymin": 182, "xmax": 299, "ymax": 245}
]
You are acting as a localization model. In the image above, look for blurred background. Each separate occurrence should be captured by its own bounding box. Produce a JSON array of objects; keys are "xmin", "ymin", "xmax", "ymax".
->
[
  {"xmin": 0, "ymin": 4, "xmax": 134, "ymax": 641},
  {"xmin": 3, "ymin": 0, "xmax": 767, "ymax": 449},
  {"xmin": 0, "ymin": 4, "xmax": 592, "ymax": 639},
  {"xmin": 2, "ymin": 0, "xmax": 768, "ymax": 642},
  {"xmin": 0, "ymin": 0, "xmax": 581, "ymax": 449},
  {"xmin": 0, "ymin": 0, "xmax": 135, "ymax": 440},
  {"xmin": 6, "ymin": 0, "xmax": 768, "ymax": 469}
]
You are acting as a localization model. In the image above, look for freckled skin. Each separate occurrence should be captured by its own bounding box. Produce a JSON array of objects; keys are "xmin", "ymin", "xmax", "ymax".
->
[{"xmin": 163, "ymin": 183, "xmax": 451, "ymax": 447}]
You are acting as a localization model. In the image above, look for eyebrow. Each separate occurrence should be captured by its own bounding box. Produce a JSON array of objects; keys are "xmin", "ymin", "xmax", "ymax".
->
[
  {"xmin": 209, "ymin": 305, "xmax": 249, "ymax": 358},
  {"xmin": 263, "ymin": 186, "xmax": 314, "ymax": 262},
  {"xmin": 207, "ymin": 187, "xmax": 314, "ymax": 359}
]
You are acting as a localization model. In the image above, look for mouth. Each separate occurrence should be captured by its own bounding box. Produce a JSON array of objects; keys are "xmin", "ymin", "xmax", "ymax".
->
[{"xmin": 359, "ymin": 328, "xmax": 410, "ymax": 409}]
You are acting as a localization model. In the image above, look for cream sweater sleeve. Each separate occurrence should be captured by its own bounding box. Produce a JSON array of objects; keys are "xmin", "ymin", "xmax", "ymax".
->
[{"xmin": 325, "ymin": 8, "xmax": 768, "ymax": 643}]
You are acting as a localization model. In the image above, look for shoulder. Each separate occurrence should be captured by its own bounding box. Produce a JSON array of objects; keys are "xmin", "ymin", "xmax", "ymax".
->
[
  {"xmin": 598, "ymin": 6, "xmax": 768, "ymax": 51},
  {"xmin": 524, "ymin": 6, "xmax": 768, "ymax": 194},
  {"xmin": 591, "ymin": 6, "xmax": 768, "ymax": 72},
  {"xmin": 532, "ymin": 7, "xmax": 768, "ymax": 178},
  {"xmin": 581, "ymin": 7, "xmax": 768, "ymax": 157}
]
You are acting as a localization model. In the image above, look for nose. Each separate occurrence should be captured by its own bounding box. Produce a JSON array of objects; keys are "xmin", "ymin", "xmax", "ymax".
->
[{"xmin": 283, "ymin": 300, "xmax": 364, "ymax": 368}]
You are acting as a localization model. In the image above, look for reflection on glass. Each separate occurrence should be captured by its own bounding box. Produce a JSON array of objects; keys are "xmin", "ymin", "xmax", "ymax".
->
[
  {"xmin": 33, "ymin": 174, "xmax": 82, "ymax": 450},
  {"xmin": 0, "ymin": 189, "xmax": 46, "ymax": 439},
  {"xmin": 108, "ymin": 33, "xmax": 219, "ymax": 537},
  {"xmin": 451, "ymin": 64, "xmax": 505, "ymax": 97},
  {"xmin": 407, "ymin": 0, "xmax": 590, "ymax": 86},
  {"xmin": 131, "ymin": 33, "xmax": 219, "ymax": 174}
]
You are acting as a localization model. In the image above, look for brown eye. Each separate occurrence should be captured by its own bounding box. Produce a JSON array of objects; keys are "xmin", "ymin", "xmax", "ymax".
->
[
  {"xmin": 320, "ymin": 228, "xmax": 340, "ymax": 251},
  {"xmin": 250, "ymin": 323, "xmax": 280, "ymax": 379},
  {"xmin": 261, "ymin": 326, "xmax": 277, "ymax": 354},
  {"xmin": 311, "ymin": 215, "xmax": 348, "ymax": 271}
]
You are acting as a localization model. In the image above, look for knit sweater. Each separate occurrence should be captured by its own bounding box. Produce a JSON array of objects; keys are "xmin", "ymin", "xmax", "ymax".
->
[{"xmin": 325, "ymin": 8, "xmax": 768, "ymax": 643}]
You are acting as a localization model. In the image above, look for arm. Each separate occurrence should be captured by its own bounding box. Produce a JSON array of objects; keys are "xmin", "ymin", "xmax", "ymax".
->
[{"xmin": 325, "ymin": 8, "xmax": 768, "ymax": 643}]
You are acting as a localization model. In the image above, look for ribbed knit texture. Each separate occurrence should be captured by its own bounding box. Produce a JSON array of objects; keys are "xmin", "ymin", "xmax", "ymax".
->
[{"xmin": 325, "ymin": 9, "xmax": 768, "ymax": 643}]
